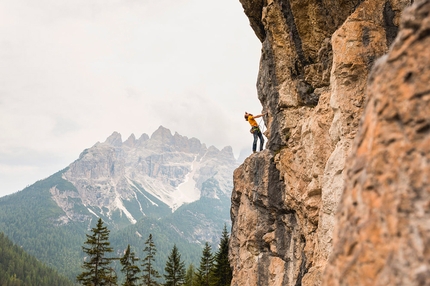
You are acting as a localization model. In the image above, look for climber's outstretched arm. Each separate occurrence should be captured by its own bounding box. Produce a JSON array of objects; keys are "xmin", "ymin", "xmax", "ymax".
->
[{"xmin": 253, "ymin": 113, "xmax": 266, "ymax": 119}]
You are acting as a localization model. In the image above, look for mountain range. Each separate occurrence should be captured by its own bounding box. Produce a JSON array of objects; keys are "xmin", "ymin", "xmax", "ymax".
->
[{"xmin": 0, "ymin": 126, "xmax": 238, "ymax": 281}]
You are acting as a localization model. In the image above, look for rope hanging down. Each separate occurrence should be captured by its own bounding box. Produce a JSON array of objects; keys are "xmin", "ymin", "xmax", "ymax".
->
[{"xmin": 258, "ymin": 117, "xmax": 265, "ymax": 133}]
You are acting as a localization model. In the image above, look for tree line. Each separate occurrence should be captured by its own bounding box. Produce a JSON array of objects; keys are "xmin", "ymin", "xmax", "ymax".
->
[
  {"xmin": 0, "ymin": 232, "xmax": 73, "ymax": 286},
  {"xmin": 77, "ymin": 218, "xmax": 232, "ymax": 286}
]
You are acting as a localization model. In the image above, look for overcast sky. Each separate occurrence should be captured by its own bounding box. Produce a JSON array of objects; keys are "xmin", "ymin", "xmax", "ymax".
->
[{"xmin": 0, "ymin": 0, "xmax": 263, "ymax": 197}]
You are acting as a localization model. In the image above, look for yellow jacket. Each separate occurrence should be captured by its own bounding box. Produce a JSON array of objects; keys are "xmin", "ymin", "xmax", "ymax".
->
[{"xmin": 247, "ymin": 115, "xmax": 258, "ymax": 127}]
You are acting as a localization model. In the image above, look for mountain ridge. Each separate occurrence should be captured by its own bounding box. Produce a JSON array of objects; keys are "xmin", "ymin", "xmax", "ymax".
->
[
  {"xmin": 57, "ymin": 125, "xmax": 237, "ymax": 226},
  {"xmin": 0, "ymin": 126, "xmax": 237, "ymax": 280}
]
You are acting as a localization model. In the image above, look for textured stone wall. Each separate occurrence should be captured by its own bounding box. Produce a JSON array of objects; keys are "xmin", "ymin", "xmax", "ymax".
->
[
  {"xmin": 324, "ymin": 2, "xmax": 430, "ymax": 285},
  {"xmin": 229, "ymin": 0, "xmax": 414, "ymax": 285}
]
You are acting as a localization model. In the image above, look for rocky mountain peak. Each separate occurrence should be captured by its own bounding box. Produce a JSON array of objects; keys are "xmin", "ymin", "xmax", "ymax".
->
[
  {"xmin": 220, "ymin": 146, "xmax": 236, "ymax": 164},
  {"xmin": 123, "ymin": 133, "xmax": 136, "ymax": 148},
  {"xmin": 56, "ymin": 127, "xmax": 237, "ymax": 228},
  {"xmin": 150, "ymin": 125, "xmax": 173, "ymax": 142},
  {"xmin": 105, "ymin": 131, "xmax": 122, "ymax": 147},
  {"xmin": 136, "ymin": 133, "xmax": 150, "ymax": 147}
]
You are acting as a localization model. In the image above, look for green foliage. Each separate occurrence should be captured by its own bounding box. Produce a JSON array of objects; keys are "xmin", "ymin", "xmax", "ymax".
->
[
  {"xmin": 164, "ymin": 245, "xmax": 186, "ymax": 286},
  {"xmin": 0, "ymin": 169, "xmax": 231, "ymax": 283},
  {"xmin": 0, "ymin": 232, "xmax": 74, "ymax": 286},
  {"xmin": 184, "ymin": 264, "xmax": 197, "ymax": 286},
  {"xmin": 0, "ymin": 169, "xmax": 85, "ymax": 280},
  {"xmin": 212, "ymin": 225, "xmax": 232, "ymax": 286},
  {"xmin": 77, "ymin": 218, "xmax": 117, "ymax": 286},
  {"xmin": 0, "ymin": 212, "xmax": 230, "ymax": 286},
  {"xmin": 196, "ymin": 242, "xmax": 216, "ymax": 286},
  {"xmin": 120, "ymin": 245, "xmax": 140, "ymax": 286},
  {"xmin": 141, "ymin": 234, "xmax": 161, "ymax": 286},
  {"xmin": 110, "ymin": 217, "xmax": 202, "ymax": 277},
  {"xmin": 167, "ymin": 196, "xmax": 231, "ymax": 242}
]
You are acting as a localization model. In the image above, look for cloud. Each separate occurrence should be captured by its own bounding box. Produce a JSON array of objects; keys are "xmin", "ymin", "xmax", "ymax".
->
[
  {"xmin": 0, "ymin": 0, "xmax": 263, "ymax": 197},
  {"xmin": 0, "ymin": 147, "xmax": 72, "ymax": 195}
]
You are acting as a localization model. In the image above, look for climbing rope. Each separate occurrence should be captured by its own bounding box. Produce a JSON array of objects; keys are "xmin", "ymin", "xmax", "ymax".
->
[{"xmin": 258, "ymin": 117, "xmax": 266, "ymax": 133}]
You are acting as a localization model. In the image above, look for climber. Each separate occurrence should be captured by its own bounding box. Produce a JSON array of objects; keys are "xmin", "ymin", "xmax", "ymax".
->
[{"xmin": 244, "ymin": 111, "xmax": 266, "ymax": 153}]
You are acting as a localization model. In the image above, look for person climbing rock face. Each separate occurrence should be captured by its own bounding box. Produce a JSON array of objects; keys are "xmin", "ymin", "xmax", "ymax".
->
[{"xmin": 244, "ymin": 111, "xmax": 265, "ymax": 153}]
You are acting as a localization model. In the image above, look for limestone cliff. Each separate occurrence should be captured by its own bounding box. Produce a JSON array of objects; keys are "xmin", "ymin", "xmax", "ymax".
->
[
  {"xmin": 228, "ymin": 0, "xmax": 429, "ymax": 285},
  {"xmin": 324, "ymin": 2, "xmax": 430, "ymax": 285}
]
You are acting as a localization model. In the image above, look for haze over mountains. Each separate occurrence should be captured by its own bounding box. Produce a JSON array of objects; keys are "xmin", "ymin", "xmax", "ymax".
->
[
  {"xmin": 55, "ymin": 125, "xmax": 237, "ymax": 226},
  {"xmin": 0, "ymin": 126, "xmax": 238, "ymax": 280}
]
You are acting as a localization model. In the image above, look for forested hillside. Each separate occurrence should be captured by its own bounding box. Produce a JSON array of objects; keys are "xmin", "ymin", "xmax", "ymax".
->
[
  {"xmin": 0, "ymin": 232, "xmax": 74, "ymax": 286},
  {"xmin": 0, "ymin": 174, "xmax": 86, "ymax": 279},
  {"xmin": 0, "ymin": 128, "xmax": 235, "ymax": 280},
  {"xmin": 0, "ymin": 177, "xmax": 226, "ymax": 280}
]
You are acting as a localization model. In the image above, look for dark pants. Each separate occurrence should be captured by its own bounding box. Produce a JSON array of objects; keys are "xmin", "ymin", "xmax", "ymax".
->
[{"xmin": 253, "ymin": 130, "xmax": 264, "ymax": 152}]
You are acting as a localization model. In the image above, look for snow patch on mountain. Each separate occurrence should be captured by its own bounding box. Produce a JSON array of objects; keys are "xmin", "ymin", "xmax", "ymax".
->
[
  {"xmin": 132, "ymin": 191, "xmax": 146, "ymax": 217},
  {"xmin": 138, "ymin": 176, "xmax": 176, "ymax": 208},
  {"xmin": 172, "ymin": 156, "xmax": 201, "ymax": 211},
  {"xmin": 114, "ymin": 197, "xmax": 136, "ymax": 224},
  {"xmin": 87, "ymin": 208, "xmax": 99, "ymax": 218},
  {"xmin": 142, "ymin": 194, "xmax": 158, "ymax": 207}
]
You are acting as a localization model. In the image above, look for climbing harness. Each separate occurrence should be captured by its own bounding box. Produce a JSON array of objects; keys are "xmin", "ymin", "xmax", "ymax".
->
[{"xmin": 250, "ymin": 126, "xmax": 260, "ymax": 134}]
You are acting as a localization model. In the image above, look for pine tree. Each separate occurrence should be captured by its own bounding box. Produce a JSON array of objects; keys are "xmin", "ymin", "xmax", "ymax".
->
[
  {"xmin": 164, "ymin": 244, "xmax": 186, "ymax": 286},
  {"xmin": 213, "ymin": 225, "xmax": 232, "ymax": 286},
  {"xmin": 104, "ymin": 268, "xmax": 118, "ymax": 286},
  {"xmin": 120, "ymin": 245, "xmax": 140, "ymax": 286},
  {"xmin": 141, "ymin": 234, "xmax": 161, "ymax": 286},
  {"xmin": 76, "ymin": 218, "xmax": 117, "ymax": 286},
  {"xmin": 184, "ymin": 264, "xmax": 197, "ymax": 286},
  {"xmin": 196, "ymin": 242, "xmax": 215, "ymax": 286}
]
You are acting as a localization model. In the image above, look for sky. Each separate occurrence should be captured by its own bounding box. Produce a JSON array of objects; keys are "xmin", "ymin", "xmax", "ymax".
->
[{"xmin": 0, "ymin": 0, "xmax": 263, "ymax": 197}]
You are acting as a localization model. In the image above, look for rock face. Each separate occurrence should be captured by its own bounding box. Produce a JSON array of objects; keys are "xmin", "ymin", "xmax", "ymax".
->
[
  {"xmin": 324, "ymin": 2, "xmax": 430, "ymax": 285},
  {"xmin": 228, "ymin": 0, "xmax": 426, "ymax": 285}
]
